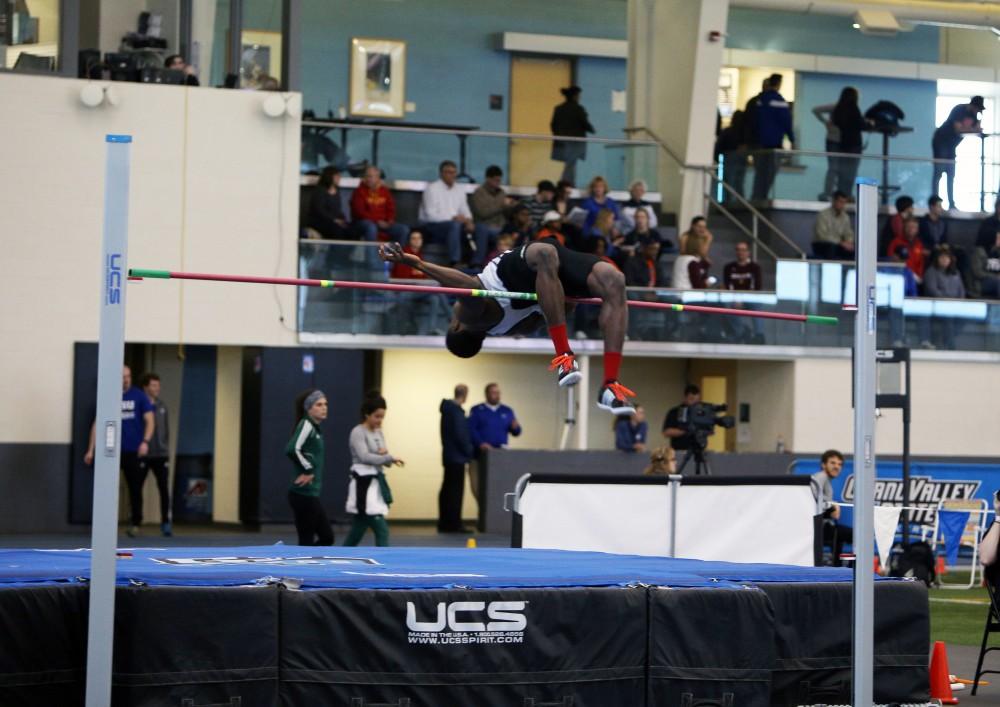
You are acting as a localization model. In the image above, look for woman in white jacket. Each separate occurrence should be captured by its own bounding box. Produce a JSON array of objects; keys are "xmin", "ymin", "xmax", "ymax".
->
[{"xmin": 344, "ymin": 393, "xmax": 404, "ymax": 546}]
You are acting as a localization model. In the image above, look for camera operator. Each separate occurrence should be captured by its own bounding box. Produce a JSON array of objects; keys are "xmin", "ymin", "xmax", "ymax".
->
[{"xmin": 661, "ymin": 384, "xmax": 702, "ymax": 451}]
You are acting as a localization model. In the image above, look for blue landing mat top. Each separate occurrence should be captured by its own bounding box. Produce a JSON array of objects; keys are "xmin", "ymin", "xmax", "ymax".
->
[{"xmin": 0, "ymin": 546, "xmax": 857, "ymax": 590}]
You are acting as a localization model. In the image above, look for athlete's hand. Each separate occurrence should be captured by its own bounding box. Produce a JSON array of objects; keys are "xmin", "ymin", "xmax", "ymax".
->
[
  {"xmin": 379, "ymin": 242, "xmax": 419, "ymax": 266},
  {"xmin": 293, "ymin": 473, "xmax": 315, "ymax": 487},
  {"xmin": 392, "ymin": 458, "xmax": 405, "ymax": 467}
]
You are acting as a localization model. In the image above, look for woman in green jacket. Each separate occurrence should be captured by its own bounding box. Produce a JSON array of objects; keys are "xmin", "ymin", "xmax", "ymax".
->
[{"xmin": 285, "ymin": 389, "xmax": 333, "ymax": 545}]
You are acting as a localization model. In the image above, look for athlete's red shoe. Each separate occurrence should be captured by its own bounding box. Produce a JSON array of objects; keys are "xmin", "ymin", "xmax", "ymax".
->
[
  {"xmin": 597, "ymin": 380, "xmax": 636, "ymax": 416},
  {"xmin": 549, "ymin": 352, "xmax": 582, "ymax": 387}
]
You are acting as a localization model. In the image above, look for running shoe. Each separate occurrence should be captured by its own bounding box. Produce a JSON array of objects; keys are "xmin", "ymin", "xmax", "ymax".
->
[
  {"xmin": 597, "ymin": 380, "xmax": 636, "ymax": 415},
  {"xmin": 549, "ymin": 352, "xmax": 582, "ymax": 387}
]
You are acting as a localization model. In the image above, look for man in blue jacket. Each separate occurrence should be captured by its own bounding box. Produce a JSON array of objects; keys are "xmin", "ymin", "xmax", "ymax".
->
[
  {"xmin": 469, "ymin": 383, "xmax": 522, "ymax": 450},
  {"xmin": 751, "ymin": 73, "xmax": 795, "ymax": 201},
  {"xmin": 439, "ymin": 384, "xmax": 474, "ymax": 533}
]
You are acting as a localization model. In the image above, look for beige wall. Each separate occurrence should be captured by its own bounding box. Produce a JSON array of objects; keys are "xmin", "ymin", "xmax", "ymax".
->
[
  {"xmin": 213, "ymin": 347, "xmax": 242, "ymax": 523},
  {"xmin": 0, "ymin": 73, "xmax": 299, "ymax": 445},
  {"xmin": 941, "ymin": 27, "xmax": 1000, "ymax": 69},
  {"xmin": 735, "ymin": 359, "xmax": 794, "ymax": 453}
]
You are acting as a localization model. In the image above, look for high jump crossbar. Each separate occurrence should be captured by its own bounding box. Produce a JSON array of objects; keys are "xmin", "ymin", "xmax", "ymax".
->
[{"xmin": 128, "ymin": 269, "xmax": 839, "ymax": 326}]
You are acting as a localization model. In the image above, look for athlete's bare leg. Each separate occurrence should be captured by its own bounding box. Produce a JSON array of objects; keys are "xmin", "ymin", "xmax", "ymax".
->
[
  {"xmin": 523, "ymin": 242, "xmax": 581, "ymax": 387},
  {"xmin": 587, "ymin": 261, "xmax": 634, "ymax": 415}
]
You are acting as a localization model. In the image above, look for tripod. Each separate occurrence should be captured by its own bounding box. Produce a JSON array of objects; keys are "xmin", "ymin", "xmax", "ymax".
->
[{"xmin": 676, "ymin": 443, "xmax": 711, "ymax": 475}]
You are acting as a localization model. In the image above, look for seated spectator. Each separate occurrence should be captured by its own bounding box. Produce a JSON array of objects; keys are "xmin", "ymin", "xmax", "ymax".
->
[
  {"xmin": 918, "ymin": 195, "xmax": 948, "ymax": 251},
  {"xmin": 485, "ymin": 232, "xmax": 516, "ymax": 263},
  {"xmin": 523, "ymin": 180, "xmax": 556, "ymax": 229},
  {"xmin": 624, "ymin": 237, "xmax": 661, "ymax": 287},
  {"xmin": 812, "ymin": 190, "xmax": 855, "ymax": 259},
  {"xmin": 618, "ymin": 207, "xmax": 658, "ymax": 266},
  {"xmin": 879, "ymin": 195, "xmax": 914, "ymax": 257},
  {"xmin": 580, "ymin": 176, "xmax": 621, "ymax": 232},
  {"xmin": 923, "ymin": 246, "xmax": 965, "ymax": 349},
  {"xmin": 583, "ymin": 208, "xmax": 620, "ymax": 257},
  {"xmin": 351, "ymin": 165, "xmax": 410, "ymax": 244},
  {"xmin": 673, "ymin": 231, "xmax": 713, "ymax": 289},
  {"xmin": 678, "ymin": 216, "xmax": 713, "ymax": 255},
  {"xmin": 499, "ymin": 202, "xmax": 535, "ymax": 244},
  {"xmin": 620, "ymin": 180, "xmax": 659, "ymax": 232},
  {"xmin": 470, "ymin": 165, "xmax": 513, "ymax": 266},
  {"xmin": 615, "ymin": 405, "xmax": 648, "ymax": 453},
  {"xmin": 390, "ymin": 231, "xmax": 427, "ymax": 279},
  {"xmin": 418, "ymin": 160, "xmax": 474, "ymax": 266},
  {"xmin": 969, "ymin": 230, "xmax": 1000, "ymax": 299},
  {"xmin": 977, "ymin": 198, "xmax": 1000, "ymax": 246},
  {"xmin": 724, "ymin": 241, "xmax": 763, "ymax": 291},
  {"xmin": 553, "ymin": 179, "xmax": 574, "ymax": 219},
  {"xmin": 306, "ymin": 166, "xmax": 352, "ymax": 240},
  {"xmin": 165, "ymin": 54, "xmax": 199, "ymax": 86},
  {"xmin": 534, "ymin": 211, "xmax": 566, "ymax": 246},
  {"xmin": 887, "ymin": 216, "xmax": 926, "ymax": 284}
]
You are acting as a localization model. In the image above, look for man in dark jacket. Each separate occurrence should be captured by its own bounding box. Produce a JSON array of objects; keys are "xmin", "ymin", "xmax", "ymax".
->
[
  {"xmin": 550, "ymin": 85, "xmax": 595, "ymax": 186},
  {"xmin": 439, "ymin": 384, "xmax": 474, "ymax": 533},
  {"xmin": 751, "ymin": 74, "xmax": 795, "ymax": 201}
]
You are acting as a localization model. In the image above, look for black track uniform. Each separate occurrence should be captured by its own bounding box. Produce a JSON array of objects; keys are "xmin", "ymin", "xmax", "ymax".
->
[{"xmin": 496, "ymin": 237, "xmax": 601, "ymax": 308}]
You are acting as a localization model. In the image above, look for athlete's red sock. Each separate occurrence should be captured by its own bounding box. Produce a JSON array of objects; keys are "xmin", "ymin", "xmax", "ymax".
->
[
  {"xmin": 603, "ymin": 351, "xmax": 622, "ymax": 384},
  {"xmin": 548, "ymin": 324, "xmax": 571, "ymax": 356}
]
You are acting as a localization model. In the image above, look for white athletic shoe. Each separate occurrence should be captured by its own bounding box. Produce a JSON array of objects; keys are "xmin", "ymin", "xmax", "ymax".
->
[
  {"xmin": 597, "ymin": 381, "xmax": 636, "ymax": 416},
  {"xmin": 549, "ymin": 353, "xmax": 582, "ymax": 387}
]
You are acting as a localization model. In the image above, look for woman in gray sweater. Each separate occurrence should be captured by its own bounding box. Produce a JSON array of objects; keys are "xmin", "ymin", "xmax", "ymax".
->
[
  {"xmin": 343, "ymin": 393, "xmax": 404, "ymax": 546},
  {"xmin": 923, "ymin": 246, "xmax": 965, "ymax": 350}
]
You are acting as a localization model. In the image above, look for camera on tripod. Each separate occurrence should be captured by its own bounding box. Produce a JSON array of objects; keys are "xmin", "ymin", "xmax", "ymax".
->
[{"xmin": 675, "ymin": 403, "xmax": 735, "ymax": 475}]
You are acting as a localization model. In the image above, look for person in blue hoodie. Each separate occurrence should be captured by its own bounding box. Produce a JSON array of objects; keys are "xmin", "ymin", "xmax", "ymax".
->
[
  {"xmin": 469, "ymin": 383, "xmax": 522, "ymax": 450},
  {"xmin": 751, "ymin": 73, "xmax": 795, "ymax": 201},
  {"xmin": 438, "ymin": 384, "xmax": 474, "ymax": 533}
]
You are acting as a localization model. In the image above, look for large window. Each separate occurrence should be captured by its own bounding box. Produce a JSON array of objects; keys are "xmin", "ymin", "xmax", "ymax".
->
[
  {"xmin": 1, "ymin": 0, "xmax": 59, "ymax": 72},
  {"xmin": 935, "ymin": 95, "xmax": 998, "ymax": 212}
]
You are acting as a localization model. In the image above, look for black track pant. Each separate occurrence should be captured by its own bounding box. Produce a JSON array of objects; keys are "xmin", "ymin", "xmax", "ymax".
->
[
  {"xmin": 288, "ymin": 491, "xmax": 334, "ymax": 546},
  {"xmin": 123, "ymin": 454, "xmax": 171, "ymax": 526},
  {"xmin": 438, "ymin": 462, "xmax": 466, "ymax": 531}
]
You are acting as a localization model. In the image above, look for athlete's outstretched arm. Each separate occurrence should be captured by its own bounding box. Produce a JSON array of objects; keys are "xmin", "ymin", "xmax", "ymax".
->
[{"xmin": 379, "ymin": 242, "xmax": 481, "ymax": 289}]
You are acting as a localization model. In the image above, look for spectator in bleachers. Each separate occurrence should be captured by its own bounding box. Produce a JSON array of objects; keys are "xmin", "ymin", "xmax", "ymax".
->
[
  {"xmin": 618, "ymin": 207, "xmax": 656, "ymax": 266},
  {"xmin": 523, "ymin": 180, "xmax": 556, "ymax": 229},
  {"xmin": 615, "ymin": 405, "xmax": 648, "ymax": 454},
  {"xmin": 550, "ymin": 85, "xmax": 595, "ymax": 185},
  {"xmin": 829, "ymin": 86, "xmax": 868, "ymax": 198},
  {"xmin": 165, "ymin": 54, "xmax": 199, "ymax": 86},
  {"xmin": 813, "ymin": 190, "xmax": 855, "ymax": 260},
  {"xmin": 389, "ymin": 231, "xmax": 426, "ymax": 279},
  {"xmin": 923, "ymin": 246, "xmax": 965, "ymax": 349},
  {"xmin": 553, "ymin": 180, "xmax": 574, "ymax": 217},
  {"xmin": 351, "ymin": 165, "xmax": 410, "ymax": 245},
  {"xmin": 977, "ymin": 198, "xmax": 1000, "ymax": 247},
  {"xmin": 583, "ymin": 208, "xmax": 620, "ymax": 257},
  {"xmin": 624, "ymin": 237, "xmax": 661, "ymax": 287},
  {"xmin": 580, "ymin": 176, "xmax": 621, "ymax": 233},
  {"xmin": 750, "ymin": 73, "xmax": 794, "ymax": 201},
  {"xmin": 485, "ymin": 232, "xmax": 516, "ymax": 263},
  {"xmin": 418, "ymin": 160, "xmax": 474, "ymax": 266},
  {"xmin": 918, "ymin": 195, "xmax": 949, "ymax": 252},
  {"xmin": 970, "ymin": 229, "xmax": 1000, "ymax": 299},
  {"xmin": 499, "ymin": 202, "xmax": 535, "ymax": 245},
  {"xmin": 679, "ymin": 216, "xmax": 713, "ymax": 255},
  {"xmin": 389, "ymin": 231, "xmax": 450, "ymax": 335},
  {"xmin": 723, "ymin": 241, "xmax": 763, "ymax": 291},
  {"xmin": 621, "ymin": 180, "xmax": 659, "ymax": 232},
  {"xmin": 878, "ymin": 195, "xmax": 914, "ymax": 257},
  {"xmin": 715, "ymin": 110, "xmax": 747, "ymax": 202},
  {"xmin": 533, "ymin": 211, "xmax": 565, "ymax": 247},
  {"xmin": 933, "ymin": 96, "xmax": 984, "ymax": 209},
  {"xmin": 470, "ymin": 165, "xmax": 513, "ymax": 266},
  {"xmin": 887, "ymin": 216, "xmax": 926, "ymax": 284},
  {"xmin": 811, "ymin": 98, "xmax": 840, "ymax": 201},
  {"xmin": 306, "ymin": 166, "xmax": 352, "ymax": 240},
  {"xmin": 673, "ymin": 231, "xmax": 713, "ymax": 289}
]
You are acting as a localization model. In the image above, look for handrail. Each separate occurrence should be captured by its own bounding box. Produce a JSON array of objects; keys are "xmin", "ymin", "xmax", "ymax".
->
[
  {"xmin": 302, "ymin": 119, "xmax": 659, "ymax": 146},
  {"xmin": 626, "ymin": 125, "xmax": 806, "ymax": 260},
  {"xmin": 772, "ymin": 147, "xmax": 965, "ymax": 166}
]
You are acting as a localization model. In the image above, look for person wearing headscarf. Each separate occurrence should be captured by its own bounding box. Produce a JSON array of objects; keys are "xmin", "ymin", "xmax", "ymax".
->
[{"xmin": 285, "ymin": 389, "xmax": 333, "ymax": 546}]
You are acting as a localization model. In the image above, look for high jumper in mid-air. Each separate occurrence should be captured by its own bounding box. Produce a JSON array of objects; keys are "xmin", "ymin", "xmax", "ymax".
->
[{"xmin": 379, "ymin": 237, "xmax": 636, "ymax": 416}]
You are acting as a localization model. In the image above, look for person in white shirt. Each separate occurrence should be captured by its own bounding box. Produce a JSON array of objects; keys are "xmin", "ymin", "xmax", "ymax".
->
[{"xmin": 418, "ymin": 160, "xmax": 475, "ymax": 265}]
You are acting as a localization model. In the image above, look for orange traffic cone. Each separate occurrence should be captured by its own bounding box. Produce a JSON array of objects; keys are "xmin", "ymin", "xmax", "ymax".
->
[
  {"xmin": 930, "ymin": 641, "xmax": 959, "ymax": 704},
  {"xmin": 936, "ymin": 555, "xmax": 948, "ymax": 577},
  {"xmin": 874, "ymin": 556, "xmax": 882, "ymax": 575}
]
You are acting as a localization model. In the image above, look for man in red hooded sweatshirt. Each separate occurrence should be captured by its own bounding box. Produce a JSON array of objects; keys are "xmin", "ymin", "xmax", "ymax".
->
[{"xmin": 351, "ymin": 165, "xmax": 410, "ymax": 244}]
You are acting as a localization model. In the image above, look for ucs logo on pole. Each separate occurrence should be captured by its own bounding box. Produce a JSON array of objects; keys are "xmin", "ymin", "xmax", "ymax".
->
[
  {"xmin": 105, "ymin": 253, "xmax": 123, "ymax": 305},
  {"xmin": 406, "ymin": 600, "xmax": 527, "ymax": 646}
]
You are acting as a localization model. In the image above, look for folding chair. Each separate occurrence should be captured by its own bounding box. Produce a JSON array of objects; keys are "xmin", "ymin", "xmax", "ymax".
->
[
  {"xmin": 929, "ymin": 498, "xmax": 989, "ymax": 589},
  {"xmin": 973, "ymin": 564, "xmax": 1000, "ymax": 695}
]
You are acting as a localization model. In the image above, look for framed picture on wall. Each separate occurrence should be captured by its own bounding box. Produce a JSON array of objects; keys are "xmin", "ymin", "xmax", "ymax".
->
[{"xmin": 349, "ymin": 37, "xmax": 406, "ymax": 118}]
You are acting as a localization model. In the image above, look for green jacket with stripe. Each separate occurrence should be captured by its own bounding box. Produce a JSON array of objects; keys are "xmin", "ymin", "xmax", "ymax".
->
[{"xmin": 285, "ymin": 417, "xmax": 324, "ymax": 497}]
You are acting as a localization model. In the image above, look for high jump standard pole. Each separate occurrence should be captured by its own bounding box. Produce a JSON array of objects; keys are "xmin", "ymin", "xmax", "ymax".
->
[
  {"xmin": 853, "ymin": 177, "xmax": 879, "ymax": 706},
  {"xmin": 85, "ymin": 135, "xmax": 132, "ymax": 707}
]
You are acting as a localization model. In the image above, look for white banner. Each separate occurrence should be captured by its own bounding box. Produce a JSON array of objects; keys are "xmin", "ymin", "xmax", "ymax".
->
[{"xmin": 873, "ymin": 505, "xmax": 902, "ymax": 570}]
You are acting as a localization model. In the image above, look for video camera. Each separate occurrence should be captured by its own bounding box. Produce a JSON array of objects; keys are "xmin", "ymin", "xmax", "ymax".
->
[{"xmin": 678, "ymin": 402, "xmax": 735, "ymax": 450}]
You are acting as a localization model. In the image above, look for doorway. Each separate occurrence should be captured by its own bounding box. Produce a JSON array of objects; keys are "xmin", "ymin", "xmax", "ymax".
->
[{"xmin": 509, "ymin": 55, "xmax": 572, "ymax": 187}]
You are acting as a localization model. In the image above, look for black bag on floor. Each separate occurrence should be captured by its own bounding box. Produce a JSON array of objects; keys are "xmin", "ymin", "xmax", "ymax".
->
[{"xmin": 889, "ymin": 541, "xmax": 936, "ymax": 587}]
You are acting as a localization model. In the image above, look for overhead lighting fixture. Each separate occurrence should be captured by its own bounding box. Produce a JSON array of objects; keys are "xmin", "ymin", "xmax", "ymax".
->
[{"xmin": 853, "ymin": 10, "xmax": 901, "ymax": 37}]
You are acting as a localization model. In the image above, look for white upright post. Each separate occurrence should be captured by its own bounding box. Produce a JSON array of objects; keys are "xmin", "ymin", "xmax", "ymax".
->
[
  {"xmin": 86, "ymin": 134, "xmax": 132, "ymax": 707},
  {"xmin": 576, "ymin": 354, "xmax": 590, "ymax": 450},
  {"xmin": 853, "ymin": 177, "xmax": 878, "ymax": 707}
]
